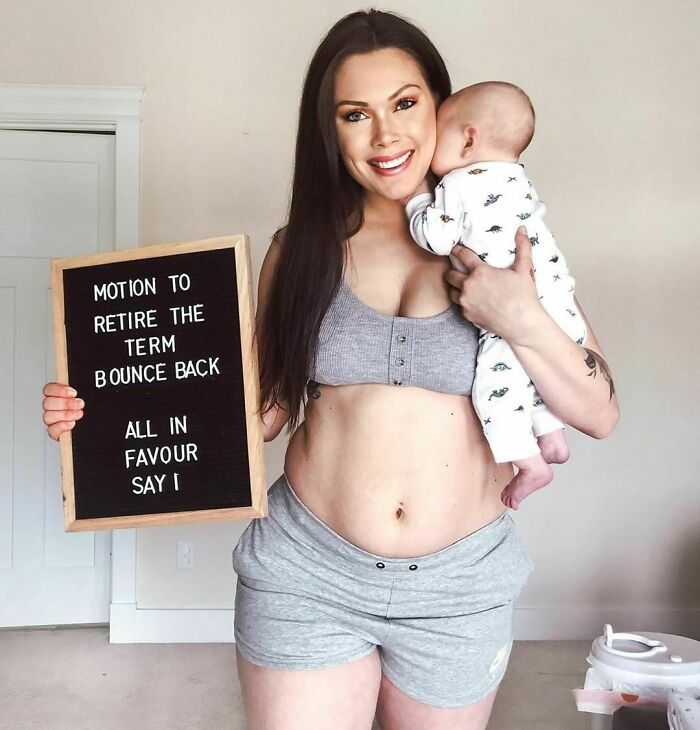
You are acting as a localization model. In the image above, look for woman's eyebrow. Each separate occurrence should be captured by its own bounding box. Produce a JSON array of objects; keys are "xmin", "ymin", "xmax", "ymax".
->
[{"xmin": 335, "ymin": 83, "xmax": 421, "ymax": 108}]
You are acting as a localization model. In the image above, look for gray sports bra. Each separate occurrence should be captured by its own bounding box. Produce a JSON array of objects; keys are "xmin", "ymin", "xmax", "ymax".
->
[{"xmin": 308, "ymin": 275, "xmax": 479, "ymax": 395}]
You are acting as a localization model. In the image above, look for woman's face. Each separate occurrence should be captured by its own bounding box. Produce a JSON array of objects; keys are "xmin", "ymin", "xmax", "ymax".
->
[{"xmin": 333, "ymin": 47, "xmax": 438, "ymax": 203}]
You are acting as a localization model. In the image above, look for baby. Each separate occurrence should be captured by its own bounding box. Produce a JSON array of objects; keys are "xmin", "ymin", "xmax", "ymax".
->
[{"xmin": 404, "ymin": 81, "xmax": 587, "ymax": 510}]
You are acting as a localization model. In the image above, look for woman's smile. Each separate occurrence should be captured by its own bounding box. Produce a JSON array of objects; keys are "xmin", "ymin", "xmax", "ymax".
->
[{"xmin": 368, "ymin": 149, "xmax": 415, "ymax": 175}]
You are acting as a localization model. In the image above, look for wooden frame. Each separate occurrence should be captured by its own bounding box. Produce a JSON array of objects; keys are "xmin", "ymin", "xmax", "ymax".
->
[{"xmin": 52, "ymin": 235, "xmax": 267, "ymax": 531}]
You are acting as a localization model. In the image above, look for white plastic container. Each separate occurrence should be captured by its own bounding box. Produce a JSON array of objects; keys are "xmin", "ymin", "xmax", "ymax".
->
[
  {"xmin": 668, "ymin": 688, "xmax": 700, "ymax": 730},
  {"xmin": 575, "ymin": 624, "xmax": 700, "ymax": 729}
]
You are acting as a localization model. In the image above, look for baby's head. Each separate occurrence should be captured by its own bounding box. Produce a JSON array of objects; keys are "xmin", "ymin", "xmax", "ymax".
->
[{"xmin": 431, "ymin": 81, "xmax": 535, "ymax": 178}]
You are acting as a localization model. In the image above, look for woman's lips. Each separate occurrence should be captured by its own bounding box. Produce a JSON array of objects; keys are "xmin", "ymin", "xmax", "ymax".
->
[{"xmin": 368, "ymin": 149, "xmax": 415, "ymax": 176}]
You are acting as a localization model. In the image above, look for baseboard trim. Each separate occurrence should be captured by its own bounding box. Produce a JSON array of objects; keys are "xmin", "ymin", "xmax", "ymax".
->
[
  {"xmin": 109, "ymin": 604, "xmax": 700, "ymax": 643},
  {"xmin": 110, "ymin": 603, "xmax": 233, "ymax": 643},
  {"xmin": 514, "ymin": 607, "xmax": 700, "ymax": 640}
]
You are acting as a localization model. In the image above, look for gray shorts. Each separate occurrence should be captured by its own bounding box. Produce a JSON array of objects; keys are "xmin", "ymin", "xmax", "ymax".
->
[{"xmin": 232, "ymin": 473, "xmax": 534, "ymax": 709}]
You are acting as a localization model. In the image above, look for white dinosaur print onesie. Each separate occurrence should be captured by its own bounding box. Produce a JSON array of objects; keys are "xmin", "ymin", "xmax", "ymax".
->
[{"xmin": 405, "ymin": 161, "xmax": 587, "ymax": 463}]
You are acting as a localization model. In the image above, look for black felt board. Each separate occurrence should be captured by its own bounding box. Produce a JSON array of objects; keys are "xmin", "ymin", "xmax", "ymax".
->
[{"xmin": 61, "ymin": 246, "xmax": 252, "ymax": 522}]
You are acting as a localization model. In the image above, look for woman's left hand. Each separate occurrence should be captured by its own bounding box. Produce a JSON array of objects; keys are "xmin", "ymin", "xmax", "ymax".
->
[{"xmin": 446, "ymin": 226, "xmax": 543, "ymax": 344}]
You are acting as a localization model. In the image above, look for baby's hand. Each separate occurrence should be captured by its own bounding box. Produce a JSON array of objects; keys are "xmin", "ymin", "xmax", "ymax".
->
[{"xmin": 400, "ymin": 177, "xmax": 432, "ymax": 206}]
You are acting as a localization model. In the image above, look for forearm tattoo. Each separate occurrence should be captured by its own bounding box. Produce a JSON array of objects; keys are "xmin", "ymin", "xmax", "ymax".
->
[{"xmin": 583, "ymin": 348, "xmax": 615, "ymax": 400}]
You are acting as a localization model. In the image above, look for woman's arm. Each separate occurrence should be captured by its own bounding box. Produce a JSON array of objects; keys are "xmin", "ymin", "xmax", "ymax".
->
[
  {"xmin": 507, "ymin": 296, "xmax": 619, "ymax": 438},
  {"xmin": 256, "ymin": 231, "xmax": 290, "ymax": 443},
  {"xmin": 447, "ymin": 228, "xmax": 620, "ymax": 439}
]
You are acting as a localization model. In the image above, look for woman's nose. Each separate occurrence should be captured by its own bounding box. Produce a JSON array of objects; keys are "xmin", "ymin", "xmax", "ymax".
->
[{"xmin": 371, "ymin": 116, "xmax": 400, "ymax": 148}]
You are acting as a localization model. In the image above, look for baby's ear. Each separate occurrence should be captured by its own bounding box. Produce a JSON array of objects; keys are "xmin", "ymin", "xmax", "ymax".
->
[{"xmin": 462, "ymin": 125, "xmax": 477, "ymax": 153}]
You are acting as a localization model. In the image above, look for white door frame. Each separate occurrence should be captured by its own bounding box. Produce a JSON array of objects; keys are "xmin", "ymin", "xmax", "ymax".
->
[{"xmin": 0, "ymin": 83, "xmax": 142, "ymax": 639}]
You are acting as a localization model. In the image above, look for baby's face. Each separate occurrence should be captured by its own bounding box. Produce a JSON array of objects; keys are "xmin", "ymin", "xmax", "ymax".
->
[{"xmin": 430, "ymin": 100, "xmax": 470, "ymax": 178}]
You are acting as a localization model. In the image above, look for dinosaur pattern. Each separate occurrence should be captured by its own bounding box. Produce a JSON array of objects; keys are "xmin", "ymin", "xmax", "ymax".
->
[{"xmin": 404, "ymin": 161, "xmax": 587, "ymax": 464}]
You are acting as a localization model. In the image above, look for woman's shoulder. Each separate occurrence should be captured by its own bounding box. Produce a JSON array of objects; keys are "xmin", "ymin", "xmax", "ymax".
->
[
  {"xmin": 270, "ymin": 225, "xmax": 287, "ymax": 251},
  {"xmin": 262, "ymin": 226, "xmax": 287, "ymax": 269}
]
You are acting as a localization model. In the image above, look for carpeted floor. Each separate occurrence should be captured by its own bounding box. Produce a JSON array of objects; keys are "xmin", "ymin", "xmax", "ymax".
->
[{"xmin": 0, "ymin": 627, "xmax": 596, "ymax": 729}]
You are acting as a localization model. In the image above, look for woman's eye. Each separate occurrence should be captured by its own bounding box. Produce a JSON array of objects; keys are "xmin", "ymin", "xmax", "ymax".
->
[
  {"xmin": 396, "ymin": 98, "xmax": 417, "ymax": 111},
  {"xmin": 345, "ymin": 110, "xmax": 366, "ymax": 123},
  {"xmin": 343, "ymin": 98, "xmax": 416, "ymax": 123}
]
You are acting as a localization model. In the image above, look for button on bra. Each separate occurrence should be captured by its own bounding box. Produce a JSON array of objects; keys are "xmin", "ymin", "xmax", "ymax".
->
[{"xmin": 308, "ymin": 275, "xmax": 479, "ymax": 395}]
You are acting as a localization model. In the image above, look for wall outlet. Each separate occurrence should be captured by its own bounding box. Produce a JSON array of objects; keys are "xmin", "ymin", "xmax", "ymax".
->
[{"xmin": 176, "ymin": 541, "xmax": 194, "ymax": 569}]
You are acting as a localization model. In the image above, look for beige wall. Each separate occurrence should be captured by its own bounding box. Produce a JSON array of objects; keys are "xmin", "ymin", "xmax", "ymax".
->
[{"xmin": 4, "ymin": 0, "xmax": 699, "ymax": 633}]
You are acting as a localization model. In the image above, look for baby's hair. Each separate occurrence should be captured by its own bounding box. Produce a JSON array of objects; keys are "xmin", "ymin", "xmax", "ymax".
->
[{"xmin": 455, "ymin": 81, "xmax": 536, "ymax": 157}]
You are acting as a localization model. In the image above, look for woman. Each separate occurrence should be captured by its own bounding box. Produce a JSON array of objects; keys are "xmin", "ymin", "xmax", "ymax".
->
[{"xmin": 42, "ymin": 9, "xmax": 619, "ymax": 730}]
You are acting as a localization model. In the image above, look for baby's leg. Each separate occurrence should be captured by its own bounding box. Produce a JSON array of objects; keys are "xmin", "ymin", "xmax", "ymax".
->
[
  {"xmin": 501, "ymin": 453, "xmax": 553, "ymax": 511},
  {"xmin": 537, "ymin": 429, "xmax": 570, "ymax": 464}
]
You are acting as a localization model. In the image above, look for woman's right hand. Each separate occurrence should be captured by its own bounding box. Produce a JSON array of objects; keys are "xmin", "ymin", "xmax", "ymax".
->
[{"xmin": 42, "ymin": 382, "xmax": 85, "ymax": 441}]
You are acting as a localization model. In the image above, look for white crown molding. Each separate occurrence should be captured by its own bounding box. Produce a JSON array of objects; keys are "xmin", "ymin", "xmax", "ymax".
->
[{"xmin": 0, "ymin": 84, "xmax": 144, "ymax": 125}]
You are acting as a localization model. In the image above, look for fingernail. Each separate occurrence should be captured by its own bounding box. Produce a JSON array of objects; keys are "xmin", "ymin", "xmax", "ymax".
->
[
  {"xmin": 76, "ymin": 399, "xmax": 84, "ymax": 407},
  {"xmin": 67, "ymin": 387, "xmax": 77, "ymax": 396},
  {"xmin": 68, "ymin": 421, "xmax": 75, "ymax": 427},
  {"xmin": 517, "ymin": 225, "xmax": 526, "ymax": 234}
]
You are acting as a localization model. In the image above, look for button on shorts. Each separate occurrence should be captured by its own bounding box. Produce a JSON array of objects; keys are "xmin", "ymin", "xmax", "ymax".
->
[{"xmin": 232, "ymin": 473, "xmax": 534, "ymax": 709}]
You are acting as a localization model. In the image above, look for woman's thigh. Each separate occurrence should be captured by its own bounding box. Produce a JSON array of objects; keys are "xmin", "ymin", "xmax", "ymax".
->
[
  {"xmin": 375, "ymin": 674, "xmax": 499, "ymax": 730},
  {"xmin": 236, "ymin": 647, "xmax": 382, "ymax": 730}
]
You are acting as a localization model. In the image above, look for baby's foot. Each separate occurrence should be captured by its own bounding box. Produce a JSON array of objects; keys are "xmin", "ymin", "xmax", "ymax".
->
[
  {"xmin": 537, "ymin": 429, "xmax": 570, "ymax": 464},
  {"xmin": 501, "ymin": 453, "xmax": 553, "ymax": 510}
]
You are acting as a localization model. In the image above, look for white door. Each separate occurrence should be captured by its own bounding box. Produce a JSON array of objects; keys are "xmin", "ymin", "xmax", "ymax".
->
[{"xmin": 0, "ymin": 129, "xmax": 116, "ymax": 626}]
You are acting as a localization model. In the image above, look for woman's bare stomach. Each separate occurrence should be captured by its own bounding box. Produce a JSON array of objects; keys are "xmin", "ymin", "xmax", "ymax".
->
[{"xmin": 283, "ymin": 383, "xmax": 514, "ymax": 558}]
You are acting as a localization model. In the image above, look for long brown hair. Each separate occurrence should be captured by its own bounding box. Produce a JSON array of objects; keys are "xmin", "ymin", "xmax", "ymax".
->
[{"xmin": 257, "ymin": 9, "xmax": 452, "ymax": 433}]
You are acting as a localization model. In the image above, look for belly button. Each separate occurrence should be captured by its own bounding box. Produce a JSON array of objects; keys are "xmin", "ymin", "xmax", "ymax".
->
[{"xmin": 395, "ymin": 507, "xmax": 404, "ymax": 520}]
